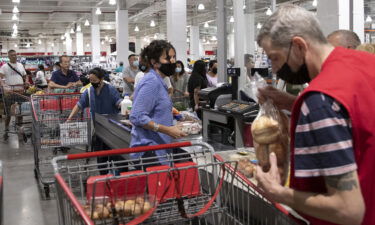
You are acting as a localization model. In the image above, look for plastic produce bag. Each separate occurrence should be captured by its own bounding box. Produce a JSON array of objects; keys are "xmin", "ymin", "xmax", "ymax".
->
[
  {"xmin": 251, "ymin": 99, "xmax": 290, "ymax": 185},
  {"xmin": 243, "ymin": 72, "xmax": 267, "ymax": 103}
]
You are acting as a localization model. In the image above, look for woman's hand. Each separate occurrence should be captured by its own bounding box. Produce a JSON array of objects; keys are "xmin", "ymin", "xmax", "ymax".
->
[{"xmin": 166, "ymin": 125, "xmax": 187, "ymax": 139}]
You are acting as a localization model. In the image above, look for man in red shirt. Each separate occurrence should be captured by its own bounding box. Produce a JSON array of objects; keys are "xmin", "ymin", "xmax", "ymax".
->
[{"xmin": 255, "ymin": 5, "xmax": 375, "ymax": 225}]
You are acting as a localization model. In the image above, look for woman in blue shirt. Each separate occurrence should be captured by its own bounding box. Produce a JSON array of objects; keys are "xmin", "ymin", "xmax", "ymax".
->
[
  {"xmin": 130, "ymin": 40, "xmax": 186, "ymax": 163},
  {"xmin": 67, "ymin": 68, "xmax": 124, "ymax": 174}
]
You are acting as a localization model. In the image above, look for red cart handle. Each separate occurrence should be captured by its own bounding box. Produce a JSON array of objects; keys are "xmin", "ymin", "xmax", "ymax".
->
[{"xmin": 66, "ymin": 142, "xmax": 193, "ymax": 160}]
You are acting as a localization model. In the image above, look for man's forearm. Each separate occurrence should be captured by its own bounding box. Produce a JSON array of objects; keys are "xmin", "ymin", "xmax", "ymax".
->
[{"xmin": 49, "ymin": 81, "xmax": 66, "ymax": 89}]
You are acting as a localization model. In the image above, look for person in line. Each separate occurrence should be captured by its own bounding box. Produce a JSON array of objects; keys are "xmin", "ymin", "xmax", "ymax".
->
[
  {"xmin": 255, "ymin": 5, "xmax": 374, "ymax": 225},
  {"xmin": 171, "ymin": 60, "xmax": 189, "ymax": 103},
  {"xmin": 35, "ymin": 64, "xmax": 48, "ymax": 89},
  {"xmin": 115, "ymin": 62, "xmax": 124, "ymax": 73},
  {"xmin": 244, "ymin": 54, "xmax": 255, "ymax": 78},
  {"xmin": 67, "ymin": 68, "xmax": 124, "ymax": 174},
  {"xmin": 327, "ymin": 29, "xmax": 361, "ymax": 49},
  {"xmin": 356, "ymin": 43, "xmax": 375, "ymax": 54},
  {"xmin": 48, "ymin": 55, "xmax": 82, "ymax": 89},
  {"xmin": 122, "ymin": 54, "xmax": 139, "ymax": 96},
  {"xmin": 130, "ymin": 40, "xmax": 186, "ymax": 164},
  {"xmin": 188, "ymin": 60, "xmax": 208, "ymax": 118},
  {"xmin": 206, "ymin": 60, "xmax": 218, "ymax": 87},
  {"xmin": 0, "ymin": 49, "xmax": 29, "ymax": 140}
]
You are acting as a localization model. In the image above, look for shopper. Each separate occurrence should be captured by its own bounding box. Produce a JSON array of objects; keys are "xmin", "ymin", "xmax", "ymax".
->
[
  {"xmin": 327, "ymin": 29, "xmax": 361, "ymax": 49},
  {"xmin": 130, "ymin": 40, "xmax": 186, "ymax": 164},
  {"xmin": 67, "ymin": 68, "xmax": 124, "ymax": 174},
  {"xmin": 356, "ymin": 43, "xmax": 375, "ymax": 54},
  {"xmin": 244, "ymin": 54, "xmax": 255, "ymax": 77},
  {"xmin": 206, "ymin": 60, "xmax": 218, "ymax": 87},
  {"xmin": 171, "ymin": 60, "xmax": 189, "ymax": 101},
  {"xmin": 115, "ymin": 61, "xmax": 124, "ymax": 73},
  {"xmin": 255, "ymin": 5, "xmax": 374, "ymax": 225},
  {"xmin": 49, "ymin": 55, "xmax": 82, "ymax": 89},
  {"xmin": 188, "ymin": 60, "xmax": 208, "ymax": 117},
  {"xmin": 122, "ymin": 54, "xmax": 139, "ymax": 96},
  {"xmin": 35, "ymin": 64, "xmax": 48, "ymax": 89},
  {"xmin": 0, "ymin": 49, "xmax": 29, "ymax": 139}
]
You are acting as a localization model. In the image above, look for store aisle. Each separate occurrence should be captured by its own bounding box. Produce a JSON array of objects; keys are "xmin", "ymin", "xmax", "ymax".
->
[{"xmin": 0, "ymin": 119, "xmax": 58, "ymax": 225}]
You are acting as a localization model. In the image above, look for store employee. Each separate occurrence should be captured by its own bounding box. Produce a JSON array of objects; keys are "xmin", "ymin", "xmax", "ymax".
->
[
  {"xmin": 130, "ymin": 40, "xmax": 186, "ymax": 163},
  {"xmin": 49, "ymin": 55, "xmax": 82, "ymax": 89}
]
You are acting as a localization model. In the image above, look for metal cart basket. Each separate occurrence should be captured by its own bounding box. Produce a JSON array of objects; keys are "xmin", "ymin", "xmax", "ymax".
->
[
  {"xmin": 52, "ymin": 141, "xmax": 303, "ymax": 225},
  {"xmin": 31, "ymin": 92, "xmax": 91, "ymax": 198}
]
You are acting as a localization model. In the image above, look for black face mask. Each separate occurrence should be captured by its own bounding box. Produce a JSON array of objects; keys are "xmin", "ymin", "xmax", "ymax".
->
[
  {"xmin": 277, "ymin": 43, "xmax": 311, "ymax": 85},
  {"xmin": 139, "ymin": 64, "xmax": 147, "ymax": 72},
  {"xmin": 212, "ymin": 68, "xmax": 217, "ymax": 74},
  {"xmin": 91, "ymin": 82, "xmax": 100, "ymax": 89},
  {"xmin": 159, "ymin": 63, "xmax": 176, "ymax": 77}
]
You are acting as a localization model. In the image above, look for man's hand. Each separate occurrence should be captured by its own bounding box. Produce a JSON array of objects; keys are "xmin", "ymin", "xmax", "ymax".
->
[
  {"xmin": 258, "ymin": 86, "xmax": 297, "ymax": 111},
  {"xmin": 255, "ymin": 152, "xmax": 286, "ymax": 203},
  {"xmin": 65, "ymin": 82, "xmax": 74, "ymax": 89}
]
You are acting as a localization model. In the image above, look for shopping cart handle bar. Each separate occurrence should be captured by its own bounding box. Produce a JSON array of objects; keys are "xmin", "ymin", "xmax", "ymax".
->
[{"xmin": 31, "ymin": 92, "xmax": 81, "ymax": 97}]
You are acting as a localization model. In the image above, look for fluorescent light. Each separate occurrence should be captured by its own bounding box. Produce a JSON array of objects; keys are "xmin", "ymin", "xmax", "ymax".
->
[
  {"xmin": 198, "ymin": 3, "xmax": 205, "ymax": 10},
  {"xmin": 14, "ymin": 44, "xmax": 18, "ymax": 48},
  {"xmin": 109, "ymin": 0, "xmax": 116, "ymax": 5},
  {"xmin": 76, "ymin": 25, "xmax": 81, "ymax": 32},
  {"xmin": 366, "ymin": 15, "xmax": 372, "ymax": 23},
  {"xmin": 84, "ymin": 19, "xmax": 90, "ymax": 26},
  {"xmin": 187, "ymin": 38, "xmax": 190, "ymax": 42},
  {"xmin": 70, "ymin": 28, "xmax": 74, "ymax": 33},
  {"xmin": 243, "ymin": 5, "xmax": 246, "ymax": 9},
  {"xmin": 38, "ymin": 39, "xmax": 41, "ymax": 44},
  {"xmin": 266, "ymin": 8, "xmax": 272, "ymax": 16},
  {"xmin": 105, "ymin": 35, "xmax": 109, "ymax": 41},
  {"xmin": 154, "ymin": 34, "xmax": 158, "ymax": 39},
  {"xmin": 12, "ymin": 14, "xmax": 18, "ymax": 20},
  {"xmin": 51, "ymin": 43, "xmax": 54, "ymax": 47},
  {"xmin": 204, "ymin": 22, "xmax": 209, "ymax": 28},
  {"xmin": 26, "ymin": 43, "xmax": 30, "ymax": 48},
  {"xmin": 211, "ymin": 36, "xmax": 217, "ymax": 41},
  {"xmin": 86, "ymin": 43, "xmax": 90, "ymax": 47},
  {"xmin": 13, "ymin": 23, "xmax": 18, "ymax": 30},
  {"xmin": 12, "ymin": 0, "xmax": 20, "ymax": 3},
  {"xmin": 95, "ymin": 7, "xmax": 102, "ymax": 15},
  {"xmin": 63, "ymin": 41, "xmax": 66, "ymax": 45},
  {"xmin": 230, "ymin": 16, "xmax": 234, "ymax": 23},
  {"xmin": 13, "ymin": 6, "xmax": 19, "ymax": 14},
  {"xmin": 12, "ymin": 32, "xmax": 17, "ymax": 38},
  {"xmin": 61, "ymin": 35, "xmax": 65, "ymax": 40},
  {"xmin": 257, "ymin": 23, "xmax": 262, "ymax": 29},
  {"xmin": 312, "ymin": 0, "xmax": 318, "ymax": 7},
  {"xmin": 134, "ymin": 25, "xmax": 139, "ymax": 32},
  {"xmin": 109, "ymin": 38, "xmax": 112, "ymax": 43},
  {"xmin": 143, "ymin": 37, "xmax": 148, "ymax": 41},
  {"xmin": 150, "ymin": 20, "xmax": 155, "ymax": 27},
  {"xmin": 101, "ymin": 40, "xmax": 104, "ymax": 45}
]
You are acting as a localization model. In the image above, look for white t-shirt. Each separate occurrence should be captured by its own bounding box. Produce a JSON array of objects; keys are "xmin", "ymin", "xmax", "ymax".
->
[
  {"xmin": 0, "ymin": 62, "xmax": 26, "ymax": 86},
  {"xmin": 36, "ymin": 71, "xmax": 48, "ymax": 86},
  {"xmin": 134, "ymin": 72, "xmax": 172, "ymax": 89}
]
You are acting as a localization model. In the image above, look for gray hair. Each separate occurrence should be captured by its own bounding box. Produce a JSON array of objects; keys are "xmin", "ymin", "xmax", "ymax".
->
[
  {"xmin": 327, "ymin": 30, "xmax": 361, "ymax": 49},
  {"xmin": 257, "ymin": 4, "xmax": 327, "ymax": 49}
]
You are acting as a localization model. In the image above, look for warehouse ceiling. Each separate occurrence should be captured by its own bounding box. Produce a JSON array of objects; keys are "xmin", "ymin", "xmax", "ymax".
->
[{"xmin": 0, "ymin": 0, "xmax": 370, "ymax": 44}]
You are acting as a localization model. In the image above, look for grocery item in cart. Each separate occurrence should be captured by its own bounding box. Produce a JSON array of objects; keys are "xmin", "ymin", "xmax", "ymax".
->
[
  {"xmin": 59, "ymin": 122, "xmax": 88, "ymax": 146},
  {"xmin": 251, "ymin": 99, "xmax": 290, "ymax": 185},
  {"xmin": 178, "ymin": 121, "xmax": 202, "ymax": 135}
]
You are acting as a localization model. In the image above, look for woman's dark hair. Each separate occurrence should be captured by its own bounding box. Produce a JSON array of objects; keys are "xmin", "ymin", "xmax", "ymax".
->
[
  {"xmin": 208, "ymin": 60, "xmax": 217, "ymax": 70},
  {"xmin": 172, "ymin": 60, "xmax": 185, "ymax": 82},
  {"xmin": 140, "ymin": 40, "xmax": 175, "ymax": 68},
  {"xmin": 89, "ymin": 67, "xmax": 105, "ymax": 79},
  {"xmin": 192, "ymin": 60, "xmax": 207, "ymax": 78},
  {"xmin": 38, "ymin": 64, "xmax": 44, "ymax": 71}
]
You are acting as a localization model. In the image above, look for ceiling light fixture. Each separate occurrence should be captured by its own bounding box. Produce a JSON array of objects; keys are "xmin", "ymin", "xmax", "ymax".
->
[
  {"xmin": 101, "ymin": 40, "xmax": 104, "ymax": 45},
  {"xmin": 95, "ymin": 7, "xmax": 102, "ymax": 15},
  {"xmin": 266, "ymin": 8, "xmax": 272, "ymax": 16},
  {"xmin": 38, "ymin": 39, "xmax": 42, "ymax": 44},
  {"xmin": 198, "ymin": 3, "xmax": 205, "ymax": 10},
  {"xmin": 14, "ymin": 44, "xmax": 18, "ymax": 48},
  {"xmin": 109, "ymin": 0, "xmax": 116, "ymax": 5},
  {"xmin": 63, "ymin": 41, "xmax": 66, "ymax": 45},
  {"xmin": 51, "ymin": 43, "xmax": 54, "ymax": 47},
  {"xmin": 70, "ymin": 28, "xmax": 74, "ymax": 33},
  {"xmin": 211, "ymin": 36, "xmax": 217, "ymax": 41},
  {"xmin": 86, "ymin": 43, "xmax": 90, "ymax": 47},
  {"xmin": 13, "ymin": 6, "xmax": 19, "ymax": 14},
  {"xmin": 26, "ymin": 43, "xmax": 30, "ymax": 48},
  {"xmin": 76, "ymin": 25, "xmax": 81, "ymax": 32},
  {"xmin": 243, "ymin": 5, "xmax": 246, "ymax": 9},
  {"xmin": 257, "ymin": 23, "xmax": 262, "ymax": 29},
  {"xmin": 150, "ymin": 20, "xmax": 155, "ymax": 27},
  {"xmin": 187, "ymin": 38, "xmax": 190, "ymax": 42},
  {"xmin": 12, "ymin": 14, "xmax": 18, "ymax": 20},
  {"xmin": 13, "ymin": 23, "xmax": 18, "ymax": 30},
  {"xmin": 105, "ymin": 35, "xmax": 109, "ymax": 41},
  {"xmin": 312, "ymin": 0, "xmax": 318, "ymax": 7},
  {"xmin": 84, "ymin": 19, "xmax": 90, "ymax": 26},
  {"xmin": 154, "ymin": 34, "xmax": 158, "ymax": 39},
  {"xmin": 366, "ymin": 15, "xmax": 372, "ymax": 23},
  {"xmin": 229, "ymin": 16, "xmax": 234, "ymax": 23},
  {"xmin": 143, "ymin": 37, "xmax": 148, "ymax": 42},
  {"xmin": 61, "ymin": 35, "xmax": 65, "ymax": 40},
  {"xmin": 12, "ymin": 0, "xmax": 20, "ymax": 3},
  {"xmin": 134, "ymin": 26, "xmax": 139, "ymax": 32},
  {"xmin": 204, "ymin": 22, "xmax": 209, "ymax": 28},
  {"xmin": 109, "ymin": 38, "xmax": 112, "ymax": 43}
]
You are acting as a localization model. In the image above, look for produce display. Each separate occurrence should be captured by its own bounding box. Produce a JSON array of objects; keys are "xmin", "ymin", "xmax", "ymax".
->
[{"xmin": 251, "ymin": 100, "xmax": 290, "ymax": 185}]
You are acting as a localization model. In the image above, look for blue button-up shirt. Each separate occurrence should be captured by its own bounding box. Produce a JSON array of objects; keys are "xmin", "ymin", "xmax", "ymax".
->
[
  {"xmin": 51, "ymin": 69, "xmax": 79, "ymax": 86},
  {"xmin": 130, "ymin": 69, "xmax": 173, "ymax": 161}
]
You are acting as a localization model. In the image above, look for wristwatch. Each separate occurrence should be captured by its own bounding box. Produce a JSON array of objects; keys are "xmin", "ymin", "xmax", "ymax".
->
[{"xmin": 153, "ymin": 122, "xmax": 159, "ymax": 132}]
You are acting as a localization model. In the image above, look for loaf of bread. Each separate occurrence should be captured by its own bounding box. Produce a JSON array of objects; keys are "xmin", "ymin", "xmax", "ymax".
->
[{"xmin": 251, "ymin": 116, "xmax": 280, "ymax": 144}]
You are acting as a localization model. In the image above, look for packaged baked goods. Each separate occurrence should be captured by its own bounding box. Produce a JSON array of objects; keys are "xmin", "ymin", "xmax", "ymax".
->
[{"xmin": 251, "ymin": 99, "xmax": 290, "ymax": 185}]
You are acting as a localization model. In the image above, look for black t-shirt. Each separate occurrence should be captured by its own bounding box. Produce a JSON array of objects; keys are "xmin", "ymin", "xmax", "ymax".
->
[{"xmin": 188, "ymin": 74, "xmax": 208, "ymax": 108}]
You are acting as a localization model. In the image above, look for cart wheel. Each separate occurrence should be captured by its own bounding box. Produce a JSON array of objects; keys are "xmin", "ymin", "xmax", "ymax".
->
[
  {"xmin": 44, "ymin": 185, "xmax": 50, "ymax": 199},
  {"xmin": 34, "ymin": 168, "xmax": 38, "ymax": 179}
]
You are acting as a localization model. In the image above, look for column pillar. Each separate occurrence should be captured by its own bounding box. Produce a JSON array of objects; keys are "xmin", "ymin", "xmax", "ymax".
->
[
  {"xmin": 233, "ymin": 0, "xmax": 246, "ymax": 97},
  {"xmin": 216, "ymin": 0, "xmax": 227, "ymax": 82},
  {"xmin": 352, "ymin": 0, "xmax": 364, "ymax": 43},
  {"xmin": 244, "ymin": 13, "xmax": 255, "ymax": 55},
  {"xmin": 167, "ymin": 0, "xmax": 187, "ymax": 64},
  {"xmin": 135, "ymin": 37, "xmax": 141, "ymax": 54},
  {"xmin": 228, "ymin": 34, "xmax": 234, "ymax": 59},
  {"xmin": 189, "ymin": 26, "xmax": 200, "ymax": 60},
  {"xmin": 76, "ymin": 31, "xmax": 84, "ymax": 56},
  {"xmin": 116, "ymin": 0, "xmax": 129, "ymax": 65},
  {"xmin": 91, "ymin": 8, "xmax": 101, "ymax": 63},
  {"xmin": 316, "ymin": 0, "xmax": 350, "ymax": 36},
  {"xmin": 65, "ymin": 32, "xmax": 73, "ymax": 55}
]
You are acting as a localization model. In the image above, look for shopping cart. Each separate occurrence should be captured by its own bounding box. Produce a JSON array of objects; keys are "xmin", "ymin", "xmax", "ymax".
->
[
  {"xmin": 31, "ymin": 92, "xmax": 91, "ymax": 198},
  {"xmin": 0, "ymin": 84, "xmax": 33, "ymax": 142},
  {"xmin": 52, "ymin": 141, "xmax": 303, "ymax": 225}
]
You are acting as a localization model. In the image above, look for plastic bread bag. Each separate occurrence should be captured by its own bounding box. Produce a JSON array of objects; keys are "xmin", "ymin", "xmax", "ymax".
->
[
  {"xmin": 251, "ymin": 99, "xmax": 290, "ymax": 185},
  {"xmin": 243, "ymin": 72, "xmax": 267, "ymax": 103}
]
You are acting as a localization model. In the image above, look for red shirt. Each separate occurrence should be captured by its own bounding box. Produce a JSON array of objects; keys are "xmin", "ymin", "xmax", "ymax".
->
[{"xmin": 290, "ymin": 47, "xmax": 375, "ymax": 225}]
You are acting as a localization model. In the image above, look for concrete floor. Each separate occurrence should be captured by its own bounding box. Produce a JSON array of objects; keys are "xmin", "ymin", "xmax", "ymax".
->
[{"xmin": 0, "ymin": 118, "xmax": 58, "ymax": 225}]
